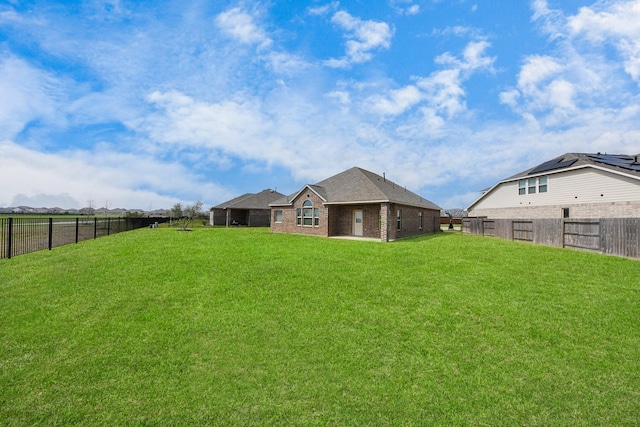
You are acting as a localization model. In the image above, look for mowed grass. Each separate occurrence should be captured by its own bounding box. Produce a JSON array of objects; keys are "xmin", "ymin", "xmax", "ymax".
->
[{"xmin": 1, "ymin": 228, "xmax": 639, "ymax": 426}]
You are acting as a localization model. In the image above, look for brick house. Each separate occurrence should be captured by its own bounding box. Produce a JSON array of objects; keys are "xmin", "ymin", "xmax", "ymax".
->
[
  {"xmin": 270, "ymin": 167, "xmax": 441, "ymax": 242},
  {"xmin": 467, "ymin": 153, "xmax": 640, "ymax": 219},
  {"xmin": 210, "ymin": 189, "xmax": 285, "ymax": 227}
]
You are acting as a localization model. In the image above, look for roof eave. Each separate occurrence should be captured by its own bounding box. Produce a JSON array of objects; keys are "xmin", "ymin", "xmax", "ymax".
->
[
  {"xmin": 323, "ymin": 199, "xmax": 390, "ymax": 205},
  {"xmin": 324, "ymin": 199, "xmax": 441, "ymax": 210}
]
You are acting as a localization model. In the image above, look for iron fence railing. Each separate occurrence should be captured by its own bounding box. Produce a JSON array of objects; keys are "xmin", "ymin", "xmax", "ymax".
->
[{"xmin": 0, "ymin": 217, "xmax": 167, "ymax": 260}]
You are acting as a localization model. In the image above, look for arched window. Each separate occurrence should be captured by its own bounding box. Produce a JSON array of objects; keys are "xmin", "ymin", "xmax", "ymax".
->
[
  {"xmin": 303, "ymin": 200, "xmax": 313, "ymax": 226},
  {"xmin": 297, "ymin": 200, "xmax": 320, "ymax": 226}
]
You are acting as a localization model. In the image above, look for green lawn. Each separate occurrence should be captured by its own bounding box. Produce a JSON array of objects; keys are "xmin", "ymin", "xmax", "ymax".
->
[{"xmin": 1, "ymin": 228, "xmax": 639, "ymax": 425}]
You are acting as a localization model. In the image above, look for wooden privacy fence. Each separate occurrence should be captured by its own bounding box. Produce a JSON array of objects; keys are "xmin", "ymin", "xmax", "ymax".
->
[
  {"xmin": 0, "ymin": 217, "xmax": 168, "ymax": 260},
  {"xmin": 462, "ymin": 217, "xmax": 640, "ymax": 260}
]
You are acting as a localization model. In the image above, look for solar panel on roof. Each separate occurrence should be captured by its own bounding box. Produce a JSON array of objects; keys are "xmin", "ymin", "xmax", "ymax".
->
[
  {"xmin": 587, "ymin": 154, "xmax": 640, "ymax": 172},
  {"xmin": 528, "ymin": 158, "xmax": 578, "ymax": 175}
]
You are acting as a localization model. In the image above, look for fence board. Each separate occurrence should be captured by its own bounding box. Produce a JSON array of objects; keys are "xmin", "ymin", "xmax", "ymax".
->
[
  {"xmin": 462, "ymin": 217, "xmax": 640, "ymax": 260},
  {"xmin": 512, "ymin": 220, "xmax": 533, "ymax": 242},
  {"xmin": 483, "ymin": 220, "xmax": 495, "ymax": 236},
  {"xmin": 563, "ymin": 220, "xmax": 600, "ymax": 252},
  {"xmin": 601, "ymin": 218, "xmax": 639, "ymax": 259},
  {"xmin": 534, "ymin": 219, "xmax": 563, "ymax": 247}
]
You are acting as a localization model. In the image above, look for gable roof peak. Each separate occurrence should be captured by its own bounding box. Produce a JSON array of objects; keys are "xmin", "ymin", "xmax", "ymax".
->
[{"xmin": 270, "ymin": 166, "xmax": 441, "ymax": 210}]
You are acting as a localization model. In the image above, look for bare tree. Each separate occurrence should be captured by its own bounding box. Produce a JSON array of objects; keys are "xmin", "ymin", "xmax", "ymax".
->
[
  {"xmin": 86, "ymin": 200, "xmax": 95, "ymax": 216},
  {"xmin": 179, "ymin": 201, "xmax": 203, "ymax": 230},
  {"xmin": 170, "ymin": 203, "xmax": 183, "ymax": 227}
]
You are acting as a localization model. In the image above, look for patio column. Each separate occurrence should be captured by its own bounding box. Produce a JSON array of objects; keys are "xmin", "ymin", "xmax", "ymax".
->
[{"xmin": 380, "ymin": 202, "xmax": 390, "ymax": 242}]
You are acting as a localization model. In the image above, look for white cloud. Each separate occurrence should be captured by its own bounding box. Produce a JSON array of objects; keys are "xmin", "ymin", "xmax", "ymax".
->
[
  {"xmin": 366, "ymin": 40, "xmax": 494, "ymax": 119},
  {"xmin": 502, "ymin": 1, "xmax": 640, "ymax": 128},
  {"xmin": 394, "ymin": 4, "xmax": 420, "ymax": 16},
  {"xmin": 531, "ymin": 0, "xmax": 567, "ymax": 40},
  {"xmin": 369, "ymin": 85, "xmax": 422, "ymax": 115},
  {"xmin": 435, "ymin": 40, "xmax": 495, "ymax": 73},
  {"xmin": 416, "ymin": 69, "xmax": 466, "ymax": 118},
  {"xmin": 568, "ymin": 0, "xmax": 640, "ymax": 81},
  {"xmin": 499, "ymin": 89, "xmax": 520, "ymax": 107},
  {"xmin": 0, "ymin": 56, "xmax": 64, "ymax": 139},
  {"xmin": 214, "ymin": 7, "xmax": 272, "ymax": 49},
  {"xmin": 389, "ymin": 0, "xmax": 420, "ymax": 16},
  {"xmin": 461, "ymin": 40, "xmax": 495, "ymax": 71},
  {"xmin": 308, "ymin": 2, "xmax": 339, "ymax": 16},
  {"xmin": 407, "ymin": 5, "xmax": 420, "ymax": 16},
  {"xmin": 324, "ymin": 10, "xmax": 393, "ymax": 67},
  {"xmin": 326, "ymin": 90, "xmax": 352, "ymax": 110},
  {"xmin": 517, "ymin": 55, "xmax": 563, "ymax": 89},
  {"xmin": 0, "ymin": 139, "xmax": 230, "ymax": 209},
  {"xmin": 144, "ymin": 90, "xmax": 270, "ymax": 157},
  {"xmin": 263, "ymin": 51, "xmax": 311, "ymax": 75}
]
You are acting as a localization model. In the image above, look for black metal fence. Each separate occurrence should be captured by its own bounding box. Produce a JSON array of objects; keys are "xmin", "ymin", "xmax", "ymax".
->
[{"xmin": 0, "ymin": 217, "xmax": 168, "ymax": 260}]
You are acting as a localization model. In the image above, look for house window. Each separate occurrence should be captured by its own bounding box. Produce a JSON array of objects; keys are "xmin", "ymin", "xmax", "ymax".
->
[
  {"xmin": 418, "ymin": 212, "xmax": 423, "ymax": 229},
  {"xmin": 539, "ymin": 176, "xmax": 548, "ymax": 193},
  {"xmin": 519, "ymin": 176, "xmax": 548, "ymax": 195},
  {"xmin": 274, "ymin": 210, "xmax": 283, "ymax": 223},
  {"xmin": 314, "ymin": 208, "xmax": 320, "ymax": 226},
  {"xmin": 302, "ymin": 200, "xmax": 313, "ymax": 226},
  {"xmin": 563, "ymin": 208, "xmax": 570, "ymax": 218},
  {"xmin": 296, "ymin": 208, "xmax": 302, "ymax": 225},
  {"xmin": 397, "ymin": 210, "xmax": 402, "ymax": 231}
]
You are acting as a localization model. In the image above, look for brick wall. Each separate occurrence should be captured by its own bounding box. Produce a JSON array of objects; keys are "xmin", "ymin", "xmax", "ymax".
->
[
  {"xmin": 380, "ymin": 202, "xmax": 389, "ymax": 242},
  {"xmin": 270, "ymin": 191, "xmax": 328, "ymax": 236},
  {"xmin": 329, "ymin": 205, "xmax": 381, "ymax": 238},
  {"xmin": 471, "ymin": 201, "xmax": 640, "ymax": 219},
  {"xmin": 271, "ymin": 198, "xmax": 440, "ymax": 241},
  {"xmin": 390, "ymin": 204, "xmax": 440, "ymax": 240}
]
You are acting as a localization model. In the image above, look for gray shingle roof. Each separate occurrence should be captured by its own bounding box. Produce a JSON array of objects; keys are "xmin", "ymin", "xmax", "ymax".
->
[
  {"xmin": 214, "ymin": 189, "xmax": 285, "ymax": 210},
  {"xmin": 271, "ymin": 167, "xmax": 441, "ymax": 210}
]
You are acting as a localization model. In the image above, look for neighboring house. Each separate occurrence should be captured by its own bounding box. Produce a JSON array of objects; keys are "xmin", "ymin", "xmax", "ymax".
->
[
  {"xmin": 270, "ymin": 167, "xmax": 441, "ymax": 242},
  {"xmin": 148, "ymin": 209, "xmax": 169, "ymax": 217},
  {"xmin": 467, "ymin": 153, "xmax": 640, "ymax": 219},
  {"xmin": 210, "ymin": 189, "xmax": 285, "ymax": 227}
]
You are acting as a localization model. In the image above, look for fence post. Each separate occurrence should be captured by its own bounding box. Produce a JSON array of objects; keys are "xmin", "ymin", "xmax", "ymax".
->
[
  {"xmin": 107, "ymin": 217, "xmax": 111, "ymax": 236},
  {"xmin": 48, "ymin": 218, "xmax": 53, "ymax": 250},
  {"xmin": 7, "ymin": 217, "xmax": 13, "ymax": 259},
  {"xmin": 94, "ymin": 217, "xmax": 97, "ymax": 239},
  {"xmin": 75, "ymin": 218, "xmax": 79, "ymax": 243}
]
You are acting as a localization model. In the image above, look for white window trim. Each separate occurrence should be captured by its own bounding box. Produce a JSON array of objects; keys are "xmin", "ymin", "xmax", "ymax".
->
[{"xmin": 518, "ymin": 176, "xmax": 548, "ymax": 195}]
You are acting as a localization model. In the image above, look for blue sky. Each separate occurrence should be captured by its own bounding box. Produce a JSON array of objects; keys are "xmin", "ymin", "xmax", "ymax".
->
[{"xmin": 1, "ymin": 0, "xmax": 639, "ymax": 210}]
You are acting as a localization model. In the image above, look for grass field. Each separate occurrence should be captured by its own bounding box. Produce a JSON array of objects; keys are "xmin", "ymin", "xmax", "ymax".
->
[{"xmin": 1, "ymin": 228, "xmax": 639, "ymax": 425}]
